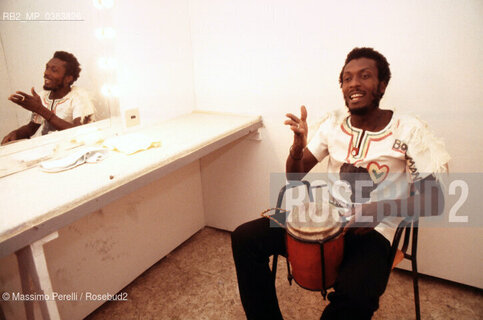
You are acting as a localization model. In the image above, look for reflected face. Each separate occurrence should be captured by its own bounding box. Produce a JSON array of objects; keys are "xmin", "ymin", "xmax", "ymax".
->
[
  {"xmin": 43, "ymin": 58, "xmax": 69, "ymax": 91},
  {"xmin": 341, "ymin": 58, "xmax": 386, "ymax": 115}
]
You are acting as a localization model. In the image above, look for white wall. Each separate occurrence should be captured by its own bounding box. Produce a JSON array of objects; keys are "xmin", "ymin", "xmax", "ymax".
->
[
  {"xmin": 114, "ymin": 0, "xmax": 196, "ymax": 126},
  {"xmin": 192, "ymin": 0, "xmax": 483, "ymax": 287}
]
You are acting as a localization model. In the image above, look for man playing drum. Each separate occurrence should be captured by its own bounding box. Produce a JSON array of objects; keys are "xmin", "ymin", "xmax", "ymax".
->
[{"xmin": 231, "ymin": 47, "xmax": 450, "ymax": 319}]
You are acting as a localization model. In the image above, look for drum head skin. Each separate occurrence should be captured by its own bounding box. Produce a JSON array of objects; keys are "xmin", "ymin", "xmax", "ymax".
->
[{"xmin": 287, "ymin": 202, "xmax": 343, "ymax": 241}]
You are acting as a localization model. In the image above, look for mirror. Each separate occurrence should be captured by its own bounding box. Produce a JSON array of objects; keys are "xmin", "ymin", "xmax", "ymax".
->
[{"xmin": 0, "ymin": 0, "xmax": 119, "ymax": 175}]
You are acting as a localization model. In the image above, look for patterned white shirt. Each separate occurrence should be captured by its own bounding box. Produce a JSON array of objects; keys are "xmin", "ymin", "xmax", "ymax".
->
[
  {"xmin": 31, "ymin": 86, "xmax": 95, "ymax": 135},
  {"xmin": 307, "ymin": 109, "xmax": 450, "ymax": 241}
]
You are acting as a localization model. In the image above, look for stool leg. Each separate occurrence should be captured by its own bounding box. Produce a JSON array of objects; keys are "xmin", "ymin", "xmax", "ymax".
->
[
  {"xmin": 272, "ymin": 255, "xmax": 278, "ymax": 282},
  {"xmin": 411, "ymin": 222, "xmax": 421, "ymax": 320},
  {"xmin": 411, "ymin": 258, "xmax": 421, "ymax": 320}
]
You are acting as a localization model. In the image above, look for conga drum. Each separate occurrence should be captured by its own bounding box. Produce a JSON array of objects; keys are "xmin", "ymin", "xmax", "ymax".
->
[{"xmin": 285, "ymin": 202, "xmax": 345, "ymax": 295}]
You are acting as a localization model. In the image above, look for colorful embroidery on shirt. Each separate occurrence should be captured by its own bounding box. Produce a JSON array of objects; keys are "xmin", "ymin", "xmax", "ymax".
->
[
  {"xmin": 43, "ymin": 96, "xmax": 68, "ymax": 115},
  {"xmin": 341, "ymin": 117, "xmax": 393, "ymax": 165},
  {"xmin": 367, "ymin": 161, "xmax": 389, "ymax": 184},
  {"xmin": 33, "ymin": 93, "xmax": 67, "ymax": 123},
  {"xmin": 405, "ymin": 153, "xmax": 421, "ymax": 181},
  {"xmin": 392, "ymin": 139, "xmax": 408, "ymax": 154}
]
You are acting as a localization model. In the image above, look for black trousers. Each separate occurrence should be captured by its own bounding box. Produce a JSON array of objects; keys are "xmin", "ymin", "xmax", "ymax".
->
[{"xmin": 231, "ymin": 214, "xmax": 392, "ymax": 320}]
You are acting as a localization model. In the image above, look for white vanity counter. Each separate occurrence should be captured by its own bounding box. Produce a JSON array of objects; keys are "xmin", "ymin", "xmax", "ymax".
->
[{"xmin": 0, "ymin": 111, "xmax": 263, "ymax": 258}]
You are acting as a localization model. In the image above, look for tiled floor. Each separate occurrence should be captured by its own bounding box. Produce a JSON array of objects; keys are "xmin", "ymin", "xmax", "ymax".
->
[{"xmin": 86, "ymin": 227, "xmax": 482, "ymax": 320}]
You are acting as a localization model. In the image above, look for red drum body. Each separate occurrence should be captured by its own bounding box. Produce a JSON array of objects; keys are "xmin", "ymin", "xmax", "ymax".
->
[{"xmin": 285, "ymin": 203, "xmax": 345, "ymax": 292}]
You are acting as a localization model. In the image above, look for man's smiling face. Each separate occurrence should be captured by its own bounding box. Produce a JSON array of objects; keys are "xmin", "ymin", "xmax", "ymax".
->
[
  {"xmin": 43, "ymin": 58, "xmax": 70, "ymax": 91},
  {"xmin": 341, "ymin": 58, "xmax": 386, "ymax": 115}
]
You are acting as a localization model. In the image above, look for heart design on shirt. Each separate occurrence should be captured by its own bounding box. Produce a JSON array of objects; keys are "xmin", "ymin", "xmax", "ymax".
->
[{"xmin": 367, "ymin": 161, "xmax": 389, "ymax": 184}]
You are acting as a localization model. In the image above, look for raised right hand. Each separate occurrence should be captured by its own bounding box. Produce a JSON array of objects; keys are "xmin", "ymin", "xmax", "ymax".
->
[{"xmin": 284, "ymin": 105, "xmax": 308, "ymax": 147}]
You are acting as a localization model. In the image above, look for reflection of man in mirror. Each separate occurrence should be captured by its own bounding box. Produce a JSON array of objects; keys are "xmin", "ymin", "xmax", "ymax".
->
[{"xmin": 1, "ymin": 51, "xmax": 95, "ymax": 145}]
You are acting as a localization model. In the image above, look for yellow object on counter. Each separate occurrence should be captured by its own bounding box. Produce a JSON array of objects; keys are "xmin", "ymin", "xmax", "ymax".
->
[{"xmin": 103, "ymin": 133, "xmax": 161, "ymax": 155}]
